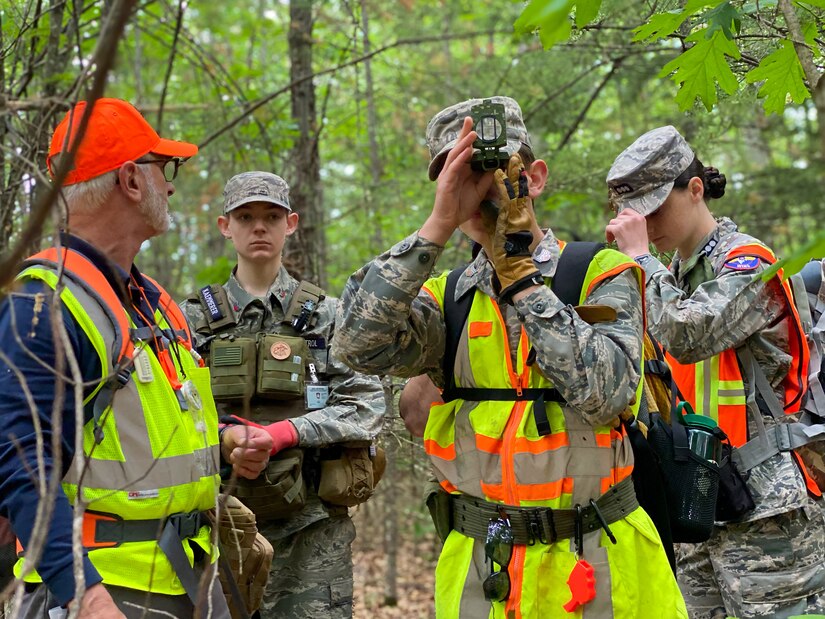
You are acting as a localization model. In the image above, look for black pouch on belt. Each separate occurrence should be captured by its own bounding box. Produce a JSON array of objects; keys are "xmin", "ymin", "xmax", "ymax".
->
[{"xmin": 715, "ymin": 442, "xmax": 755, "ymax": 521}]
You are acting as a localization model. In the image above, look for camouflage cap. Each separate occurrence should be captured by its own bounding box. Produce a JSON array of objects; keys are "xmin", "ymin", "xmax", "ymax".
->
[
  {"xmin": 223, "ymin": 171, "xmax": 291, "ymax": 214},
  {"xmin": 606, "ymin": 126, "xmax": 695, "ymax": 216},
  {"xmin": 425, "ymin": 96, "xmax": 532, "ymax": 181}
]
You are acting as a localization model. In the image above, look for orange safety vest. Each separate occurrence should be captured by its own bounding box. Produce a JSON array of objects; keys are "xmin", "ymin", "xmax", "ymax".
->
[{"xmin": 666, "ymin": 243, "xmax": 815, "ymax": 492}]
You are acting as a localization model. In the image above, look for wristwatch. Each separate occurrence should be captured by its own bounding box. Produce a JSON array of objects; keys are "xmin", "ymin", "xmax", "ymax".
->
[{"xmin": 634, "ymin": 253, "xmax": 654, "ymax": 267}]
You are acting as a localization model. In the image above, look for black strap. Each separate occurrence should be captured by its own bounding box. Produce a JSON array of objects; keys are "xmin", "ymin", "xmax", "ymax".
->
[
  {"xmin": 442, "ymin": 266, "xmax": 474, "ymax": 395},
  {"xmin": 441, "ymin": 243, "xmax": 604, "ymax": 437},
  {"xmin": 442, "ymin": 387, "xmax": 564, "ymax": 403},
  {"xmin": 550, "ymin": 241, "xmax": 604, "ymax": 306}
]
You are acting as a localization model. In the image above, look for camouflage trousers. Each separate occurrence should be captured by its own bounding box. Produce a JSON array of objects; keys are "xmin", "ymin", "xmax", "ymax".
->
[
  {"xmin": 676, "ymin": 497, "xmax": 825, "ymax": 619},
  {"xmin": 256, "ymin": 515, "xmax": 355, "ymax": 619}
]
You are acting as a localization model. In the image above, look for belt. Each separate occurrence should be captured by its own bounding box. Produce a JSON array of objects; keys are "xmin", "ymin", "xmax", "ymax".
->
[
  {"xmin": 84, "ymin": 509, "xmax": 210, "ymax": 548},
  {"xmin": 17, "ymin": 510, "xmax": 212, "ymax": 606},
  {"xmin": 87, "ymin": 510, "xmax": 211, "ymax": 607},
  {"xmin": 450, "ymin": 476, "xmax": 638, "ymax": 545}
]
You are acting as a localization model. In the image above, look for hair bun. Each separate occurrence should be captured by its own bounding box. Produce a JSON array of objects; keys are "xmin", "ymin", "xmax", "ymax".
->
[{"xmin": 703, "ymin": 166, "xmax": 726, "ymax": 200}]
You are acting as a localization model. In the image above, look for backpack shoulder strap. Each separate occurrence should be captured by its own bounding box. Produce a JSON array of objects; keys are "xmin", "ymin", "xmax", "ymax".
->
[
  {"xmin": 442, "ymin": 266, "xmax": 474, "ymax": 396},
  {"xmin": 551, "ymin": 241, "xmax": 605, "ymax": 306}
]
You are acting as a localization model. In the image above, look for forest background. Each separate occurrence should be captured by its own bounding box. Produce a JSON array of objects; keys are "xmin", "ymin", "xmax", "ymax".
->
[{"xmin": 1, "ymin": 0, "xmax": 823, "ymax": 617}]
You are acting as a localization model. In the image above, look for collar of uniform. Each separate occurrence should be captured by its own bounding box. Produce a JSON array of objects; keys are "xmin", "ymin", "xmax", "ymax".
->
[
  {"xmin": 58, "ymin": 232, "xmax": 156, "ymax": 308},
  {"xmin": 673, "ymin": 217, "xmax": 736, "ymax": 267},
  {"xmin": 224, "ymin": 265, "xmax": 298, "ymax": 315},
  {"xmin": 454, "ymin": 229, "xmax": 559, "ymax": 301}
]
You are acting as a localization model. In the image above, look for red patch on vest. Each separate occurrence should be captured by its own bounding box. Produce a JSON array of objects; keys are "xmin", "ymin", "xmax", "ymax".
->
[{"xmin": 468, "ymin": 321, "xmax": 493, "ymax": 338}]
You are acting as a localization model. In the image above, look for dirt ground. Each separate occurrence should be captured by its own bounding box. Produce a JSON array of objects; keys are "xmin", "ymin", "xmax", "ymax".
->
[{"xmin": 351, "ymin": 507, "xmax": 438, "ymax": 619}]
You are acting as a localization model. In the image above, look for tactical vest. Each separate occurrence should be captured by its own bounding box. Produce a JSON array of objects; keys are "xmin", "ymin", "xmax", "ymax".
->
[
  {"xmin": 194, "ymin": 280, "xmax": 326, "ymax": 419},
  {"xmin": 13, "ymin": 248, "xmax": 221, "ymax": 596},
  {"xmin": 193, "ymin": 280, "xmax": 383, "ymax": 516}
]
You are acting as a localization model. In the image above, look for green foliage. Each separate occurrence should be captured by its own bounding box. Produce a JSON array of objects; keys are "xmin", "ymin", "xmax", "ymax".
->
[
  {"xmin": 659, "ymin": 30, "xmax": 741, "ymax": 111},
  {"xmin": 194, "ymin": 256, "xmax": 234, "ymax": 289},
  {"xmin": 701, "ymin": 2, "xmax": 742, "ymax": 39},
  {"xmin": 632, "ymin": 11, "xmax": 686, "ymax": 43},
  {"xmin": 513, "ymin": 0, "xmax": 603, "ymax": 47},
  {"xmin": 760, "ymin": 231, "xmax": 825, "ymax": 282},
  {"xmin": 746, "ymin": 40, "xmax": 811, "ymax": 113},
  {"xmin": 514, "ymin": 0, "xmax": 825, "ymax": 114}
]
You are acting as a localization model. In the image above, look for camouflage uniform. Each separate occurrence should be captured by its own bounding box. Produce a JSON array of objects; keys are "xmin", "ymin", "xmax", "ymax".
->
[
  {"xmin": 335, "ymin": 228, "xmax": 644, "ymax": 404},
  {"xmin": 607, "ymin": 127, "xmax": 825, "ymax": 619},
  {"xmin": 181, "ymin": 174, "xmax": 384, "ymax": 619}
]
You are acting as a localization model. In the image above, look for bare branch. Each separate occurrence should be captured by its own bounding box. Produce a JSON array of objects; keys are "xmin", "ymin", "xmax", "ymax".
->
[{"xmin": 0, "ymin": 0, "xmax": 138, "ymax": 290}]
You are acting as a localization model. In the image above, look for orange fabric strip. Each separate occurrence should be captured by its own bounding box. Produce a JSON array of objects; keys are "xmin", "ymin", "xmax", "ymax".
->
[
  {"xmin": 468, "ymin": 321, "xmax": 493, "ymax": 338},
  {"xmin": 424, "ymin": 439, "xmax": 456, "ymax": 461}
]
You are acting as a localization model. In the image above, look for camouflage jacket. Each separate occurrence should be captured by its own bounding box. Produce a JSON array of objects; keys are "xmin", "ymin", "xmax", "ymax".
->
[
  {"xmin": 335, "ymin": 228, "xmax": 644, "ymax": 428},
  {"xmin": 641, "ymin": 217, "xmax": 808, "ymax": 521},
  {"xmin": 180, "ymin": 266, "xmax": 385, "ymax": 537}
]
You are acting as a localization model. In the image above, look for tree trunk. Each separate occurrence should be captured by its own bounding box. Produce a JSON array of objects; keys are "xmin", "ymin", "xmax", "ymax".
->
[
  {"xmin": 381, "ymin": 375, "xmax": 399, "ymax": 607},
  {"xmin": 360, "ymin": 0, "xmax": 384, "ymax": 251},
  {"xmin": 286, "ymin": 0, "xmax": 325, "ymax": 286},
  {"xmin": 778, "ymin": 0, "xmax": 825, "ymax": 160}
]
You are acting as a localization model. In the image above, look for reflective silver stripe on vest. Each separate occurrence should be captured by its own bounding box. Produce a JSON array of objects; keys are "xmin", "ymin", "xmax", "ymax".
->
[{"xmin": 36, "ymin": 271, "xmax": 219, "ymax": 492}]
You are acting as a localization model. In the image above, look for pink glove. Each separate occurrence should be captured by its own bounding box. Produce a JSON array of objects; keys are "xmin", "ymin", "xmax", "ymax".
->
[{"xmin": 262, "ymin": 420, "xmax": 299, "ymax": 456}]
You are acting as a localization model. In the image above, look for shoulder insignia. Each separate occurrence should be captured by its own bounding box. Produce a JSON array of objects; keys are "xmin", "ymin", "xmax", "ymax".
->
[
  {"xmin": 199, "ymin": 285, "xmax": 224, "ymax": 321},
  {"xmin": 723, "ymin": 255, "xmax": 761, "ymax": 271}
]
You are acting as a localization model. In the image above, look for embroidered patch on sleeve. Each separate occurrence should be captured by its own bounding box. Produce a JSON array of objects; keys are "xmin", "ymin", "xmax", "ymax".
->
[{"xmin": 723, "ymin": 255, "xmax": 761, "ymax": 271}]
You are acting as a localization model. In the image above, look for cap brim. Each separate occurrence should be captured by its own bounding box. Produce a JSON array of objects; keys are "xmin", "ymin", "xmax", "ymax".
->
[
  {"xmin": 427, "ymin": 138, "xmax": 526, "ymax": 181},
  {"xmin": 152, "ymin": 136, "xmax": 198, "ymax": 159},
  {"xmin": 614, "ymin": 180, "xmax": 674, "ymax": 216},
  {"xmin": 225, "ymin": 195, "xmax": 292, "ymax": 214}
]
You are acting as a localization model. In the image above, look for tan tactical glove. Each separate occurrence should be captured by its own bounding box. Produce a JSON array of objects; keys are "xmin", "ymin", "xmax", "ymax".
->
[{"xmin": 490, "ymin": 154, "xmax": 542, "ymax": 303}]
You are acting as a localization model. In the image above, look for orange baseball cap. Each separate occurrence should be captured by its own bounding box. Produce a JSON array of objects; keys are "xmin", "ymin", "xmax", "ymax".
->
[{"xmin": 47, "ymin": 98, "xmax": 198, "ymax": 185}]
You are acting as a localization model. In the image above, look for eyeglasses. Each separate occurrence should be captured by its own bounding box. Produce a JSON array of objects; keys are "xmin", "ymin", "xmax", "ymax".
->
[
  {"xmin": 482, "ymin": 512, "xmax": 513, "ymax": 602},
  {"xmin": 135, "ymin": 157, "xmax": 183, "ymax": 182}
]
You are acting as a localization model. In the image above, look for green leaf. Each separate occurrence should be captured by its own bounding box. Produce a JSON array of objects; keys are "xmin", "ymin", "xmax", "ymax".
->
[
  {"xmin": 659, "ymin": 29, "xmax": 741, "ymax": 111},
  {"xmin": 795, "ymin": 0, "xmax": 825, "ymax": 8},
  {"xmin": 514, "ymin": 0, "xmax": 574, "ymax": 35},
  {"xmin": 760, "ymin": 231, "xmax": 825, "ymax": 282},
  {"xmin": 703, "ymin": 1, "xmax": 742, "ymax": 39},
  {"xmin": 574, "ymin": 0, "xmax": 602, "ymax": 28},
  {"xmin": 513, "ymin": 0, "xmax": 598, "ymax": 48},
  {"xmin": 539, "ymin": 17, "xmax": 573, "ymax": 48},
  {"xmin": 804, "ymin": 21, "xmax": 821, "ymax": 57},
  {"xmin": 745, "ymin": 39, "xmax": 811, "ymax": 114},
  {"xmin": 632, "ymin": 10, "xmax": 686, "ymax": 43}
]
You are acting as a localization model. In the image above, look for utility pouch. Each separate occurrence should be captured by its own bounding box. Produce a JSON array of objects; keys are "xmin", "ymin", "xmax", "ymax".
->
[
  {"xmin": 425, "ymin": 481, "xmax": 452, "ymax": 543},
  {"xmin": 210, "ymin": 336, "xmax": 257, "ymax": 402},
  {"xmin": 231, "ymin": 448, "xmax": 307, "ymax": 521},
  {"xmin": 715, "ymin": 443, "xmax": 755, "ymax": 522},
  {"xmin": 216, "ymin": 495, "xmax": 273, "ymax": 619},
  {"xmin": 257, "ymin": 334, "xmax": 308, "ymax": 400},
  {"xmin": 317, "ymin": 441, "xmax": 386, "ymax": 507}
]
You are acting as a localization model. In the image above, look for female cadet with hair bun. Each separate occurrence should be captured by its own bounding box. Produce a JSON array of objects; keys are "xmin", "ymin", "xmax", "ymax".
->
[{"xmin": 605, "ymin": 125, "xmax": 825, "ymax": 619}]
